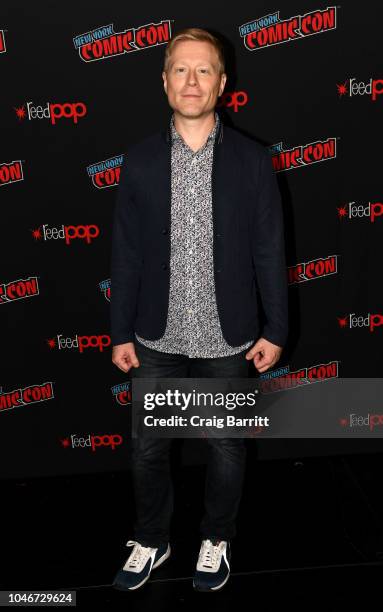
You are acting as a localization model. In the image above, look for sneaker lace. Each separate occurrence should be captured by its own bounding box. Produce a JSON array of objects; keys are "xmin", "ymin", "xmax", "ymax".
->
[
  {"xmin": 125, "ymin": 540, "xmax": 152, "ymax": 569},
  {"xmin": 199, "ymin": 539, "xmax": 221, "ymax": 569}
]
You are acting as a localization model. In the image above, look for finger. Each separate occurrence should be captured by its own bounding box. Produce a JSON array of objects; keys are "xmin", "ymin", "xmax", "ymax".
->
[
  {"xmin": 256, "ymin": 360, "xmax": 272, "ymax": 371},
  {"xmin": 258, "ymin": 362, "xmax": 274, "ymax": 372},
  {"xmin": 254, "ymin": 354, "xmax": 266, "ymax": 364},
  {"xmin": 258, "ymin": 352, "xmax": 274, "ymax": 363},
  {"xmin": 129, "ymin": 353, "xmax": 139, "ymax": 367}
]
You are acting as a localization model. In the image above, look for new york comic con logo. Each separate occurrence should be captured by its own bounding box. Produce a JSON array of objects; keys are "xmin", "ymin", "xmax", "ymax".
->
[
  {"xmin": 87, "ymin": 154, "xmax": 124, "ymax": 189},
  {"xmin": 73, "ymin": 20, "xmax": 172, "ymax": 62},
  {"xmin": 111, "ymin": 382, "xmax": 132, "ymax": 406},
  {"xmin": 0, "ymin": 160, "xmax": 24, "ymax": 187},
  {"xmin": 239, "ymin": 6, "xmax": 337, "ymax": 51},
  {"xmin": 98, "ymin": 279, "xmax": 111, "ymax": 302},
  {"xmin": 270, "ymin": 138, "xmax": 337, "ymax": 172},
  {"xmin": 259, "ymin": 360, "xmax": 339, "ymax": 393},
  {"xmin": 0, "ymin": 29, "xmax": 6, "ymax": 53},
  {"xmin": 288, "ymin": 254, "xmax": 338, "ymax": 284},
  {"xmin": 0, "ymin": 276, "xmax": 39, "ymax": 304},
  {"xmin": 0, "ymin": 382, "xmax": 54, "ymax": 414}
]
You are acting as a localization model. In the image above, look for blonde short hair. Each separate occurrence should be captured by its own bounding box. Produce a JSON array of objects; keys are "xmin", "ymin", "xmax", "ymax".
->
[{"xmin": 163, "ymin": 27, "xmax": 226, "ymax": 76}]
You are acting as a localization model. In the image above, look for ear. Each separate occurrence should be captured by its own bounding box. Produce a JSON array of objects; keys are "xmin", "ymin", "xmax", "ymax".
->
[
  {"xmin": 219, "ymin": 73, "xmax": 227, "ymax": 97},
  {"xmin": 162, "ymin": 71, "xmax": 167, "ymax": 93}
]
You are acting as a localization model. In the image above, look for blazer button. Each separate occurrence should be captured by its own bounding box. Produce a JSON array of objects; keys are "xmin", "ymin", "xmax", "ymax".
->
[
  {"xmin": 161, "ymin": 228, "xmax": 168, "ymax": 234},
  {"xmin": 216, "ymin": 269, "xmax": 221, "ymax": 273},
  {"xmin": 216, "ymin": 233, "xmax": 221, "ymax": 238},
  {"xmin": 161, "ymin": 263, "xmax": 167, "ymax": 270}
]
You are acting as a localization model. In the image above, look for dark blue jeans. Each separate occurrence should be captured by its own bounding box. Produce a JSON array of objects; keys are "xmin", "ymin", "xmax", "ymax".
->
[{"xmin": 129, "ymin": 338, "xmax": 250, "ymax": 547}]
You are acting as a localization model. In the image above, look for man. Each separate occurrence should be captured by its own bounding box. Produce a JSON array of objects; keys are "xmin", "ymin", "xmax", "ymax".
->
[{"xmin": 110, "ymin": 28, "xmax": 288, "ymax": 592}]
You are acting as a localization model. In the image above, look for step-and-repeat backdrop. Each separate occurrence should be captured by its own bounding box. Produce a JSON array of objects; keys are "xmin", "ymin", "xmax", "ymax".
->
[{"xmin": 1, "ymin": 2, "xmax": 382, "ymax": 479}]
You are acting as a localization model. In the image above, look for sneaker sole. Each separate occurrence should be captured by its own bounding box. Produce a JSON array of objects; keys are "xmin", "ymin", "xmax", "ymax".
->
[
  {"xmin": 193, "ymin": 571, "xmax": 230, "ymax": 592},
  {"xmin": 113, "ymin": 544, "xmax": 171, "ymax": 591}
]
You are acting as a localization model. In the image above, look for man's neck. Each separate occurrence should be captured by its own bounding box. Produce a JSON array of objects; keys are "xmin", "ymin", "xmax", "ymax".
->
[{"xmin": 173, "ymin": 111, "xmax": 217, "ymax": 152}]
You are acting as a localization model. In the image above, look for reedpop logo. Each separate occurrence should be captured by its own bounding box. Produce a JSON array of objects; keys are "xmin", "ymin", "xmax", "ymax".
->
[
  {"xmin": 61, "ymin": 433, "xmax": 123, "ymax": 452},
  {"xmin": 337, "ymin": 77, "xmax": 383, "ymax": 102},
  {"xmin": 47, "ymin": 334, "xmax": 111, "ymax": 353},
  {"xmin": 339, "ymin": 414, "xmax": 383, "ymax": 432},
  {"xmin": 337, "ymin": 201, "xmax": 383, "ymax": 223},
  {"xmin": 337, "ymin": 313, "xmax": 383, "ymax": 332},
  {"xmin": 217, "ymin": 91, "xmax": 248, "ymax": 113},
  {"xmin": 14, "ymin": 101, "xmax": 87, "ymax": 125},
  {"xmin": 31, "ymin": 224, "xmax": 100, "ymax": 245}
]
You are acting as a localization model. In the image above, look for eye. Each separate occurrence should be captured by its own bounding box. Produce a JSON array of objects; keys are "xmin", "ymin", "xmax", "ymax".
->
[{"xmin": 174, "ymin": 67, "xmax": 209, "ymax": 73}]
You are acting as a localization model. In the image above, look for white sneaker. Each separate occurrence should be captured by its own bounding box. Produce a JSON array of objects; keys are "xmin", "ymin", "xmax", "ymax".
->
[
  {"xmin": 193, "ymin": 538, "xmax": 231, "ymax": 592},
  {"xmin": 113, "ymin": 540, "xmax": 171, "ymax": 591}
]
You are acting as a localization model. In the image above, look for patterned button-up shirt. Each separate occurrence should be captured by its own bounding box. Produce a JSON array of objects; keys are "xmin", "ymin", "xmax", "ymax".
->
[{"xmin": 135, "ymin": 111, "xmax": 254, "ymax": 358}]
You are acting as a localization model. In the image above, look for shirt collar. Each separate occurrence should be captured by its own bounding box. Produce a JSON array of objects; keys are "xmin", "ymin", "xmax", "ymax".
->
[{"xmin": 169, "ymin": 111, "xmax": 220, "ymax": 148}]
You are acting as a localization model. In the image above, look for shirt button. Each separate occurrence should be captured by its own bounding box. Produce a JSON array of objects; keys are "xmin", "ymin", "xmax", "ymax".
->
[{"xmin": 187, "ymin": 308, "xmax": 193, "ymax": 314}]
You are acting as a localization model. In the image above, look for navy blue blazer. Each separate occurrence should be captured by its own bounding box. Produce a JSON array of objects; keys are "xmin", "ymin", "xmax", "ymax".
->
[{"xmin": 110, "ymin": 116, "xmax": 289, "ymax": 349}]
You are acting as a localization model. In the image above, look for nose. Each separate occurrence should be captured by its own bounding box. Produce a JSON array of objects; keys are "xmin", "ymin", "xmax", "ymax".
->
[{"xmin": 187, "ymin": 69, "xmax": 198, "ymax": 85}]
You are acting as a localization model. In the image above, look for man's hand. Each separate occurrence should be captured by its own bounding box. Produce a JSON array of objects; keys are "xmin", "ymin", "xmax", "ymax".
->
[
  {"xmin": 245, "ymin": 337, "xmax": 282, "ymax": 373},
  {"xmin": 112, "ymin": 342, "xmax": 140, "ymax": 373}
]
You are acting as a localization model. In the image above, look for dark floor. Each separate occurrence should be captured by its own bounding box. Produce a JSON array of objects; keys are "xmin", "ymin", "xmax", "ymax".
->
[{"xmin": 2, "ymin": 452, "xmax": 383, "ymax": 610}]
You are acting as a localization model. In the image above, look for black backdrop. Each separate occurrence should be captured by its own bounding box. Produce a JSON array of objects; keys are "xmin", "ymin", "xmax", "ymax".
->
[{"xmin": 1, "ymin": 1, "xmax": 382, "ymax": 480}]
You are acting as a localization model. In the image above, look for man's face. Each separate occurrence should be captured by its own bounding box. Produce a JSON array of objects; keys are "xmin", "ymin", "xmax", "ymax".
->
[{"xmin": 162, "ymin": 40, "xmax": 227, "ymax": 119}]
